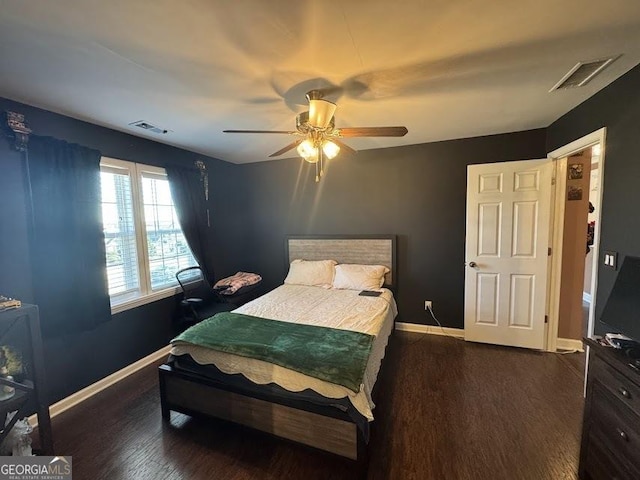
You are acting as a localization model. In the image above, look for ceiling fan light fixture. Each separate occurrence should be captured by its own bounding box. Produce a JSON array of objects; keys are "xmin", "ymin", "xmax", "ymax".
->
[
  {"xmin": 223, "ymin": 89, "xmax": 408, "ymax": 183},
  {"xmin": 308, "ymin": 99, "xmax": 337, "ymax": 128},
  {"xmin": 322, "ymin": 140, "xmax": 340, "ymax": 159},
  {"xmin": 303, "ymin": 152, "xmax": 319, "ymax": 164},
  {"xmin": 297, "ymin": 139, "xmax": 318, "ymax": 163}
]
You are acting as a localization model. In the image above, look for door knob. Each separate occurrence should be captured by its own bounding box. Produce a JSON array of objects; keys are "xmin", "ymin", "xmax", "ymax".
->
[{"xmin": 467, "ymin": 261, "xmax": 478, "ymax": 268}]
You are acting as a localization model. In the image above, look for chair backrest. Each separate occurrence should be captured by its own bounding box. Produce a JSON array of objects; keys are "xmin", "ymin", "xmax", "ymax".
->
[{"xmin": 175, "ymin": 266, "xmax": 213, "ymax": 301}]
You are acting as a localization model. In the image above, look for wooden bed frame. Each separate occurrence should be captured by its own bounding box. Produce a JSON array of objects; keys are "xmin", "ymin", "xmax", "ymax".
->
[{"xmin": 159, "ymin": 234, "xmax": 397, "ymax": 461}]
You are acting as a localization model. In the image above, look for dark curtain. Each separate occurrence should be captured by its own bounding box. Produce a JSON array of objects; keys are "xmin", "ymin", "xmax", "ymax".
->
[
  {"xmin": 28, "ymin": 136, "xmax": 111, "ymax": 337},
  {"xmin": 165, "ymin": 165, "xmax": 214, "ymax": 283}
]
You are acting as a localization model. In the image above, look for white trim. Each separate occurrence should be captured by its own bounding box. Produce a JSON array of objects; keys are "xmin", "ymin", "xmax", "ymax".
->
[
  {"xmin": 583, "ymin": 292, "xmax": 592, "ymax": 304},
  {"xmin": 395, "ymin": 322, "xmax": 465, "ymax": 338},
  {"xmin": 548, "ymin": 128, "xmax": 606, "ymax": 159},
  {"xmin": 546, "ymin": 127, "xmax": 607, "ymax": 352},
  {"xmin": 556, "ymin": 337, "xmax": 585, "ymax": 352},
  {"xmin": 546, "ymin": 157, "xmax": 567, "ymax": 352},
  {"xmin": 584, "ymin": 345, "xmax": 590, "ymax": 398},
  {"xmin": 28, "ymin": 346, "xmax": 171, "ymax": 428},
  {"xmin": 586, "ymin": 146, "xmax": 605, "ymax": 340},
  {"xmin": 110, "ymin": 286, "xmax": 181, "ymax": 314}
]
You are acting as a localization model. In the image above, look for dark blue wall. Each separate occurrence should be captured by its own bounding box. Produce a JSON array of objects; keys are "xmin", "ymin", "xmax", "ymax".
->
[{"xmin": 548, "ymin": 64, "xmax": 640, "ymax": 339}]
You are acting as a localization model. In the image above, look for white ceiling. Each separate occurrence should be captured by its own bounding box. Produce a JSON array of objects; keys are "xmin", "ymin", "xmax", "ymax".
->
[{"xmin": 1, "ymin": 0, "xmax": 640, "ymax": 164}]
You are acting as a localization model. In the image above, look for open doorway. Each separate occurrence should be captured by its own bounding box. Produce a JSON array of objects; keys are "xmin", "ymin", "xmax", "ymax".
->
[
  {"xmin": 554, "ymin": 146, "xmax": 600, "ymax": 345},
  {"xmin": 546, "ymin": 128, "xmax": 606, "ymax": 352}
]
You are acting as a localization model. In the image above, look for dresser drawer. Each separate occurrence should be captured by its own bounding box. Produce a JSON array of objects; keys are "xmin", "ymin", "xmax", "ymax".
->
[
  {"xmin": 583, "ymin": 429, "xmax": 639, "ymax": 480},
  {"xmin": 590, "ymin": 384, "xmax": 640, "ymax": 467},
  {"xmin": 590, "ymin": 355, "xmax": 640, "ymax": 414}
]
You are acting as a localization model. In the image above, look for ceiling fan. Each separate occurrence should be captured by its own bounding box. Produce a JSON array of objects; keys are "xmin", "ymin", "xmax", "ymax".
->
[{"xmin": 223, "ymin": 90, "xmax": 408, "ymax": 182}]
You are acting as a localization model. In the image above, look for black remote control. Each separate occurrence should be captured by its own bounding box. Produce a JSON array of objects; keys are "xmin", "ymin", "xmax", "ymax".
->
[{"xmin": 359, "ymin": 290, "xmax": 382, "ymax": 297}]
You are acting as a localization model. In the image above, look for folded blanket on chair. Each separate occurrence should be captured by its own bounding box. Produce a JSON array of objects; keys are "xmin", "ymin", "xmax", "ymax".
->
[{"xmin": 213, "ymin": 271, "xmax": 262, "ymax": 295}]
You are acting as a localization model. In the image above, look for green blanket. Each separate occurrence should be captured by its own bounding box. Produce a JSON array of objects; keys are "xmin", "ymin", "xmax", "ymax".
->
[{"xmin": 171, "ymin": 312, "xmax": 375, "ymax": 393}]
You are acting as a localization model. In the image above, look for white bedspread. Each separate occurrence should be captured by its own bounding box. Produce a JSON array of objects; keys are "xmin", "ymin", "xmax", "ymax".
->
[{"xmin": 171, "ymin": 284, "xmax": 398, "ymax": 421}]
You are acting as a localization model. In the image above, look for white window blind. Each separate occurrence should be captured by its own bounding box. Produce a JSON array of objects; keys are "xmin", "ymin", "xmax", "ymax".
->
[
  {"xmin": 100, "ymin": 158, "xmax": 198, "ymax": 309},
  {"xmin": 101, "ymin": 166, "xmax": 140, "ymax": 297},
  {"xmin": 141, "ymin": 172, "xmax": 197, "ymax": 290}
]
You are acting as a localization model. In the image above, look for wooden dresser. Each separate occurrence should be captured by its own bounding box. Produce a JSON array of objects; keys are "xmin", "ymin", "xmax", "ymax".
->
[{"xmin": 579, "ymin": 338, "xmax": 640, "ymax": 480}]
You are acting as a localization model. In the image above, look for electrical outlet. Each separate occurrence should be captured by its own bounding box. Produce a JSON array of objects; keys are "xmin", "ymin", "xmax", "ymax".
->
[{"xmin": 424, "ymin": 300, "xmax": 432, "ymax": 310}]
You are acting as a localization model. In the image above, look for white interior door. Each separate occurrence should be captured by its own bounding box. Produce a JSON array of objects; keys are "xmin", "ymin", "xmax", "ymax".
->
[{"xmin": 464, "ymin": 159, "xmax": 553, "ymax": 349}]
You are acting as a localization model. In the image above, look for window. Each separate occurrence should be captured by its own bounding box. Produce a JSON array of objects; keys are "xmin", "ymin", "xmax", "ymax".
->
[{"xmin": 100, "ymin": 158, "xmax": 197, "ymax": 311}]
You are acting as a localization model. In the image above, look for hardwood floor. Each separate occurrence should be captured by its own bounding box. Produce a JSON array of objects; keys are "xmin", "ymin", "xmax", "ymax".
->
[{"xmin": 46, "ymin": 332, "xmax": 585, "ymax": 480}]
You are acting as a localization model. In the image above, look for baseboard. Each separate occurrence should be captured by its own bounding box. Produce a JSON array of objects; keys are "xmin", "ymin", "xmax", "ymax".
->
[
  {"xmin": 583, "ymin": 292, "xmax": 592, "ymax": 304},
  {"xmin": 395, "ymin": 322, "xmax": 465, "ymax": 338},
  {"xmin": 556, "ymin": 338, "xmax": 585, "ymax": 352},
  {"xmin": 28, "ymin": 345, "xmax": 171, "ymax": 428}
]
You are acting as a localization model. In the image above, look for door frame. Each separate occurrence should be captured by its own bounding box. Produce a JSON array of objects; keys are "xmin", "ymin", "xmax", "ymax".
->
[{"xmin": 546, "ymin": 127, "xmax": 607, "ymax": 352}]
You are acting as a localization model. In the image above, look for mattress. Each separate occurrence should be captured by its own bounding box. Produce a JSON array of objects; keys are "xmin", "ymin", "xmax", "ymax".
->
[{"xmin": 170, "ymin": 284, "xmax": 398, "ymax": 420}]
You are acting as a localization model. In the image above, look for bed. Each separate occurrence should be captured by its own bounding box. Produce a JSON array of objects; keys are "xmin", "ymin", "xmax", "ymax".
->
[{"xmin": 159, "ymin": 235, "xmax": 397, "ymax": 461}]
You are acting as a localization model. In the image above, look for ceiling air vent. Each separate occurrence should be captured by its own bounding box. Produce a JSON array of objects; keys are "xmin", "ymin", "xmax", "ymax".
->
[
  {"xmin": 129, "ymin": 120, "xmax": 170, "ymax": 134},
  {"xmin": 549, "ymin": 57, "xmax": 618, "ymax": 92}
]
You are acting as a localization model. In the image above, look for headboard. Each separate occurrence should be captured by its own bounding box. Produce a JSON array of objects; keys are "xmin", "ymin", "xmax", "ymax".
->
[{"xmin": 285, "ymin": 235, "xmax": 397, "ymax": 289}]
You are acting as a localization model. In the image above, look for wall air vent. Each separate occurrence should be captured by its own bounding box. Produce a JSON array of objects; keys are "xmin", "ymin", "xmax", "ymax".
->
[
  {"xmin": 549, "ymin": 56, "xmax": 619, "ymax": 92},
  {"xmin": 129, "ymin": 120, "xmax": 170, "ymax": 134}
]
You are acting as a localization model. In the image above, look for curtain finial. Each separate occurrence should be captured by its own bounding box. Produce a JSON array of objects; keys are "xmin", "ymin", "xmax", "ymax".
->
[
  {"xmin": 194, "ymin": 160, "xmax": 209, "ymax": 201},
  {"xmin": 3, "ymin": 111, "xmax": 32, "ymax": 152}
]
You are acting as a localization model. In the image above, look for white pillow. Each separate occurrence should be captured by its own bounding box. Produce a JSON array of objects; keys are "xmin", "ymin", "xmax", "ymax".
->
[
  {"xmin": 332, "ymin": 264, "xmax": 390, "ymax": 291},
  {"xmin": 284, "ymin": 259, "xmax": 337, "ymax": 288}
]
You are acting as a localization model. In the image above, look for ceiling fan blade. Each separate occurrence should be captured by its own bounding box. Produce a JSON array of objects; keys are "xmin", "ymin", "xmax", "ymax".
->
[
  {"xmin": 223, "ymin": 129, "xmax": 297, "ymax": 134},
  {"xmin": 330, "ymin": 138, "xmax": 357, "ymax": 155},
  {"xmin": 269, "ymin": 140, "xmax": 304, "ymax": 157},
  {"xmin": 336, "ymin": 126, "xmax": 408, "ymax": 137}
]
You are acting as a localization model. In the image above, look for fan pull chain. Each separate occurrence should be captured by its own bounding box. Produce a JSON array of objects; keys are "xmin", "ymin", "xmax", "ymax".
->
[{"xmin": 315, "ymin": 161, "xmax": 319, "ymax": 183}]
